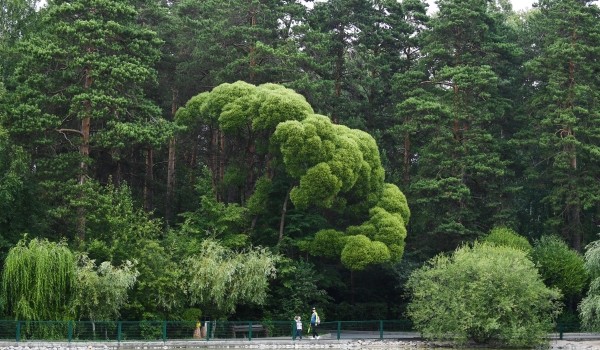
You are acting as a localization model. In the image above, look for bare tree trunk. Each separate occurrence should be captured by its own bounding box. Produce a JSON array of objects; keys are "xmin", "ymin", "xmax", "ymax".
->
[
  {"xmin": 332, "ymin": 29, "xmax": 344, "ymax": 124},
  {"xmin": 278, "ymin": 189, "xmax": 291, "ymax": 244},
  {"xmin": 144, "ymin": 147, "xmax": 154, "ymax": 211},
  {"xmin": 248, "ymin": 7, "xmax": 257, "ymax": 83},
  {"xmin": 403, "ymin": 131, "xmax": 411, "ymax": 185},
  {"xmin": 77, "ymin": 61, "xmax": 93, "ymax": 242},
  {"xmin": 165, "ymin": 89, "xmax": 178, "ymax": 225},
  {"xmin": 166, "ymin": 137, "xmax": 176, "ymax": 225}
]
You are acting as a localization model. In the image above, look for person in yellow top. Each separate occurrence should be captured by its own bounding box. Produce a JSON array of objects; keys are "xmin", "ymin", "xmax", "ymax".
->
[{"xmin": 193, "ymin": 320, "xmax": 202, "ymax": 339}]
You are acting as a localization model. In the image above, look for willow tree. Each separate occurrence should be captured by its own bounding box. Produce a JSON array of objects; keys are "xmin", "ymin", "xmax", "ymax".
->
[
  {"xmin": 70, "ymin": 255, "xmax": 138, "ymax": 325},
  {"xmin": 2, "ymin": 238, "xmax": 75, "ymax": 320},
  {"xmin": 185, "ymin": 239, "xmax": 277, "ymax": 317}
]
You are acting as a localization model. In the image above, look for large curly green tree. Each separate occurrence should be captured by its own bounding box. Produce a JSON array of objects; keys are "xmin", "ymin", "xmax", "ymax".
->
[{"xmin": 176, "ymin": 81, "xmax": 409, "ymax": 270}]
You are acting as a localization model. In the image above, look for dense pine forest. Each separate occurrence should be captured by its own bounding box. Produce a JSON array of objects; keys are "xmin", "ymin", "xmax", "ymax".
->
[{"xmin": 1, "ymin": 0, "xmax": 600, "ymax": 328}]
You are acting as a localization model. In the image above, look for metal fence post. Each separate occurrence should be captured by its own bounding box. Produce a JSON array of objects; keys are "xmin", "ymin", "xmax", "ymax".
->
[
  {"xmin": 337, "ymin": 321, "xmax": 341, "ymax": 340},
  {"xmin": 162, "ymin": 321, "xmax": 167, "ymax": 341},
  {"xmin": 68, "ymin": 320, "xmax": 73, "ymax": 342},
  {"xmin": 117, "ymin": 321, "xmax": 122, "ymax": 342},
  {"xmin": 16, "ymin": 321, "xmax": 21, "ymax": 342},
  {"xmin": 379, "ymin": 320, "xmax": 383, "ymax": 340},
  {"xmin": 558, "ymin": 323, "xmax": 563, "ymax": 340},
  {"xmin": 249, "ymin": 321, "xmax": 253, "ymax": 341}
]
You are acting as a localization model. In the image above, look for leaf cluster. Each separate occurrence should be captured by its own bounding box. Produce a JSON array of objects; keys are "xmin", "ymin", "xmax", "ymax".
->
[{"xmin": 407, "ymin": 242, "xmax": 562, "ymax": 347}]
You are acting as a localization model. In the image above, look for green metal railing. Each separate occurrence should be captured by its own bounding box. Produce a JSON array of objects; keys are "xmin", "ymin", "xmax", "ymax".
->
[
  {"xmin": 0, "ymin": 319, "xmax": 585, "ymax": 342},
  {"xmin": 0, "ymin": 319, "xmax": 416, "ymax": 342}
]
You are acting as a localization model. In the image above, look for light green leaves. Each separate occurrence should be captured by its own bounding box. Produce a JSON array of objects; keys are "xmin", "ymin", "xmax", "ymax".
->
[
  {"xmin": 407, "ymin": 243, "xmax": 562, "ymax": 347},
  {"xmin": 179, "ymin": 82, "xmax": 410, "ymax": 271},
  {"xmin": 341, "ymin": 235, "xmax": 391, "ymax": 271},
  {"xmin": 2, "ymin": 238, "xmax": 76, "ymax": 320},
  {"xmin": 70, "ymin": 254, "xmax": 138, "ymax": 322},
  {"xmin": 185, "ymin": 239, "xmax": 277, "ymax": 316}
]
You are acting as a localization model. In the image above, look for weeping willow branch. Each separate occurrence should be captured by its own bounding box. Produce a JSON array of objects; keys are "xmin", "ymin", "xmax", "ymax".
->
[
  {"xmin": 2, "ymin": 238, "xmax": 76, "ymax": 320},
  {"xmin": 185, "ymin": 239, "xmax": 278, "ymax": 317}
]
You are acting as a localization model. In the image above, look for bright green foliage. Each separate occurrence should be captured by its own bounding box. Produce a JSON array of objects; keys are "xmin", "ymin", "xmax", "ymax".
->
[
  {"xmin": 311, "ymin": 229, "xmax": 347, "ymax": 258},
  {"xmin": 407, "ymin": 243, "xmax": 562, "ymax": 347},
  {"xmin": 578, "ymin": 237, "xmax": 600, "ymax": 330},
  {"xmin": 2, "ymin": 238, "xmax": 76, "ymax": 320},
  {"xmin": 531, "ymin": 235, "xmax": 588, "ymax": 299},
  {"xmin": 274, "ymin": 115, "xmax": 384, "ymax": 207},
  {"xmin": 341, "ymin": 235, "xmax": 391, "ymax": 271},
  {"xmin": 273, "ymin": 114, "xmax": 408, "ymax": 267},
  {"xmin": 482, "ymin": 227, "xmax": 532, "ymax": 253},
  {"xmin": 185, "ymin": 239, "xmax": 277, "ymax": 317},
  {"xmin": 176, "ymin": 81, "xmax": 314, "ymax": 203},
  {"xmin": 179, "ymin": 82, "xmax": 410, "ymax": 270},
  {"xmin": 70, "ymin": 254, "xmax": 138, "ymax": 322}
]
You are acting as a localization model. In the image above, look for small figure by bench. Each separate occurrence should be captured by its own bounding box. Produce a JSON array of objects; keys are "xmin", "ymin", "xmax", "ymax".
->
[{"xmin": 231, "ymin": 323, "xmax": 267, "ymax": 338}]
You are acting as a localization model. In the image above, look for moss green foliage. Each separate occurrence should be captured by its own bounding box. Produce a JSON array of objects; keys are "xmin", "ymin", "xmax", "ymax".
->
[
  {"xmin": 272, "ymin": 114, "xmax": 409, "ymax": 269},
  {"xmin": 341, "ymin": 235, "xmax": 391, "ymax": 271},
  {"xmin": 482, "ymin": 227, "xmax": 532, "ymax": 253},
  {"xmin": 179, "ymin": 82, "xmax": 410, "ymax": 271},
  {"xmin": 311, "ymin": 229, "xmax": 347, "ymax": 258},
  {"xmin": 531, "ymin": 235, "xmax": 588, "ymax": 298},
  {"xmin": 185, "ymin": 239, "xmax": 277, "ymax": 317},
  {"xmin": 579, "ymin": 237, "xmax": 600, "ymax": 330},
  {"xmin": 407, "ymin": 243, "xmax": 562, "ymax": 347},
  {"xmin": 2, "ymin": 238, "xmax": 76, "ymax": 320},
  {"xmin": 177, "ymin": 81, "xmax": 313, "ymax": 130}
]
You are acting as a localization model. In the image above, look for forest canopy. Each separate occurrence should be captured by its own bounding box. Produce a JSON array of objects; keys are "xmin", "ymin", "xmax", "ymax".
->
[{"xmin": 0, "ymin": 0, "xmax": 599, "ymax": 328}]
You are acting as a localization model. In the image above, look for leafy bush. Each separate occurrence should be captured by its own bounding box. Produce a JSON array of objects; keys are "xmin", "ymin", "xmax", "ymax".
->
[
  {"xmin": 407, "ymin": 243, "xmax": 562, "ymax": 347},
  {"xmin": 482, "ymin": 226, "xmax": 532, "ymax": 253},
  {"xmin": 579, "ymin": 238, "xmax": 600, "ymax": 330},
  {"xmin": 531, "ymin": 235, "xmax": 588, "ymax": 298}
]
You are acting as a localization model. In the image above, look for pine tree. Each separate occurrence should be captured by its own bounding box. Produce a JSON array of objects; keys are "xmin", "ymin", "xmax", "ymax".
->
[
  {"xmin": 523, "ymin": 0, "xmax": 600, "ymax": 251},
  {"xmin": 3, "ymin": 0, "xmax": 170, "ymax": 241},
  {"xmin": 400, "ymin": 0, "xmax": 522, "ymax": 254}
]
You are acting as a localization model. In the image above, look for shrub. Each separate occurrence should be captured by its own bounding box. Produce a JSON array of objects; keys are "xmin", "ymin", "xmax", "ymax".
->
[
  {"xmin": 407, "ymin": 243, "xmax": 562, "ymax": 347},
  {"xmin": 579, "ymin": 238, "xmax": 600, "ymax": 330},
  {"xmin": 531, "ymin": 235, "xmax": 588, "ymax": 298},
  {"xmin": 482, "ymin": 226, "xmax": 532, "ymax": 253}
]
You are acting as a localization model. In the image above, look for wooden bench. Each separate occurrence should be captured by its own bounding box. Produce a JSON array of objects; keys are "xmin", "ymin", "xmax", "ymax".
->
[{"xmin": 231, "ymin": 323, "xmax": 267, "ymax": 338}]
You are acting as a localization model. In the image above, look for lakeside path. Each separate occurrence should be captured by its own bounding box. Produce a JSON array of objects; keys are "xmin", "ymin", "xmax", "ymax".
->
[{"xmin": 1, "ymin": 339, "xmax": 600, "ymax": 350}]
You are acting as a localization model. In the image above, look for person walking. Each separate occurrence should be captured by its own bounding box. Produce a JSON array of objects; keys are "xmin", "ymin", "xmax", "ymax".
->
[
  {"xmin": 310, "ymin": 307, "xmax": 320, "ymax": 339},
  {"xmin": 294, "ymin": 316, "xmax": 303, "ymax": 340}
]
